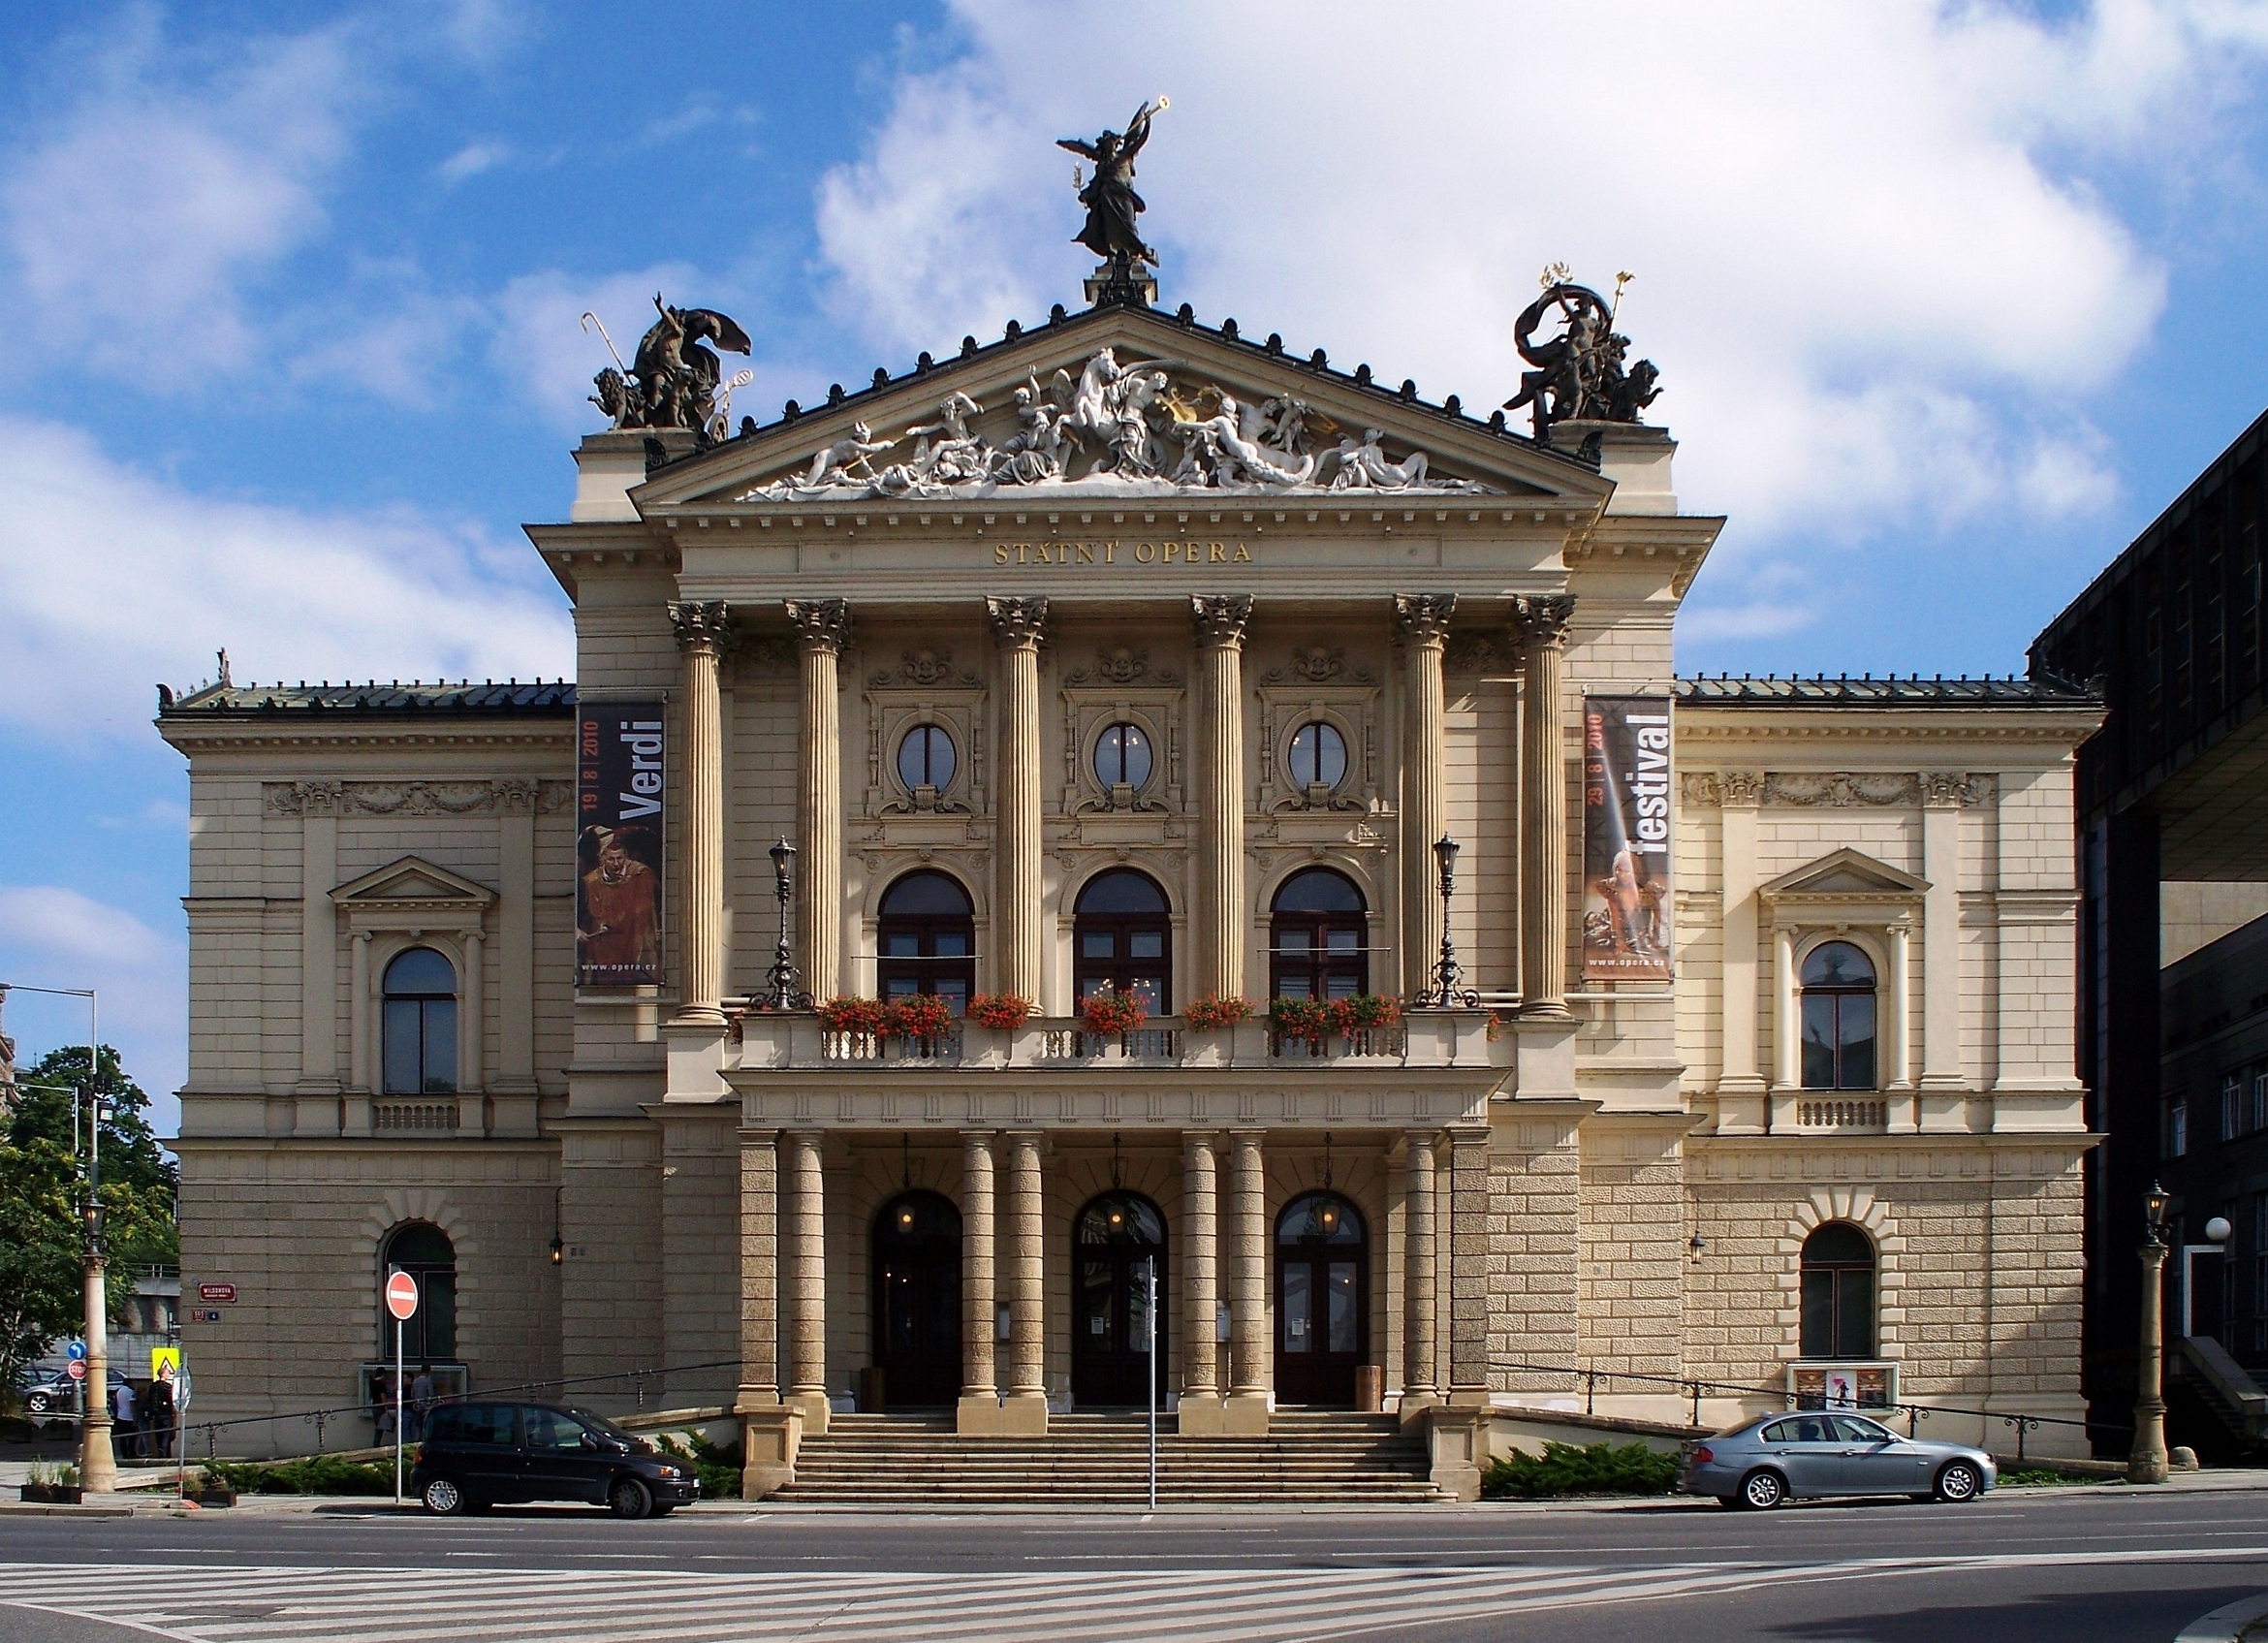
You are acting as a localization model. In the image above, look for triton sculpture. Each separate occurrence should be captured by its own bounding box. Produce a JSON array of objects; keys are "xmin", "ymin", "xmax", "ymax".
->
[
  {"xmin": 587, "ymin": 295, "xmax": 753, "ymax": 440},
  {"xmin": 1500, "ymin": 273, "xmax": 1661, "ymax": 438}
]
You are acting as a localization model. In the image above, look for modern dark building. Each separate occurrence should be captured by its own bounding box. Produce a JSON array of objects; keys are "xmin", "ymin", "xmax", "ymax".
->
[{"xmin": 2031, "ymin": 405, "xmax": 2268, "ymax": 1458}]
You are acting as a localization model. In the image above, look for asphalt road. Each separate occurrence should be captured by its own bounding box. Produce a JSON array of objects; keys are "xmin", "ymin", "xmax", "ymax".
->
[{"xmin": 2, "ymin": 1486, "xmax": 2264, "ymax": 1643}]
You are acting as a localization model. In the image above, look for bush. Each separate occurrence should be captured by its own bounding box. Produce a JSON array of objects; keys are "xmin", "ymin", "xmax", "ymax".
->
[
  {"xmin": 966, "ymin": 994, "xmax": 1033, "ymax": 1030},
  {"xmin": 204, "ymin": 1455, "xmax": 394, "ymax": 1496},
  {"xmin": 1081, "ymin": 991, "xmax": 1149, "ymax": 1036},
  {"xmin": 656, "ymin": 1432, "xmax": 744, "ymax": 1500},
  {"xmin": 1181, "ymin": 995, "xmax": 1253, "ymax": 1031},
  {"xmin": 1479, "ymin": 1440, "xmax": 1680, "ymax": 1500}
]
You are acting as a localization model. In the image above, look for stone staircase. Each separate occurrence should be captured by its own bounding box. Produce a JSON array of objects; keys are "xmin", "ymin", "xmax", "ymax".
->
[{"xmin": 772, "ymin": 1408, "xmax": 1451, "ymax": 1504}]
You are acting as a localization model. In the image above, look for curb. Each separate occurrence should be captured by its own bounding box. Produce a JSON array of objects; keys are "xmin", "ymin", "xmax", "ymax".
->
[
  {"xmin": 0, "ymin": 1501, "xmax": 137, "ymax": 1519},
  {"xmin": 2174, "ymin": 1593, "xmax": 2268, "ymax": 1643}
]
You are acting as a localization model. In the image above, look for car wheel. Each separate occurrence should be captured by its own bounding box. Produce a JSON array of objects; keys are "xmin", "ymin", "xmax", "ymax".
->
[
  {"xmin": 1934, "ymin": 1461, "xmax": 1983, "ymax": 1502},
  {"xmin": 609, "ymin": 1477, "xmax": 654, "ymax": 1520},
  {"xmin": 422, "ymin": 1476, "xmax": 466, "ymax": 1516},
  {"xmin": 26, "ymin": 1393, "xmax": 50, "ymax": 1414},
  {"xmin": 1740, "ymin": 1469, "xmax": 1787, "ymax": 1510}
]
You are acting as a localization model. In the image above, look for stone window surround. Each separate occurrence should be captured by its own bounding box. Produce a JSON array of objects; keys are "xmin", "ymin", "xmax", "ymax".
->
[
  {"xmin": 331, "ymin": 860, "xmax": 497, "ymax": 1137},
  {"xmin": 1777, "ymin": 1187, "xmax": 1906, "ymax": 1365},
  {"xmin": 358, "ymin": 1188, "xmax": 481, "ymax": 1366},
  {"xmin": 1255, "ymin": 684, "xmax": 1378, "ymax": 814},
  {"xmin": 867, "ymin": 694, "xmax": 982, "ymax": 817},
  {"xmin": 1061, "ymin": 690, "xmax": 1181, "ymax": 815}
]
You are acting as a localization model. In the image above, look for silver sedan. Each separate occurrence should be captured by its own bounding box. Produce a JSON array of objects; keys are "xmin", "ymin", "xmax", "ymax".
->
[{"xmin": 1680, "ymin": 1411, "xmax": 1997, "ymax": 1508}]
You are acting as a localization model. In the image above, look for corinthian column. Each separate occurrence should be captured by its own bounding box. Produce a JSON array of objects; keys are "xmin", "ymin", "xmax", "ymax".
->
[
  {"xmin": 1395, "ymin": 595, "xmax": 1455, "ymax": 998},
  {"xmin": 988, "ymin": 598, "xmax": 1049, "ymax": 1002},
  {"xmin": 1515, "ymin": 594, "xmax": 1577, "ymax": 1015},
  {"xmin": 1192, "ymin": 595, "xmax": 1255, "ymax": 1000},
  {"xmin": 670, "ymin": 600, "xmax": 730, "ymax": 1023},
  {"xmin": 786, "ymin": 599, "xmax": 849, "ymax": 1002}
]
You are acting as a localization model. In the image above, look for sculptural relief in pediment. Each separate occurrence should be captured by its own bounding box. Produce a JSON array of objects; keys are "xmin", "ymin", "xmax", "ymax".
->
[{"xmin": 732, "ymin": 345, "xmax": 1498, "ymax": 504}]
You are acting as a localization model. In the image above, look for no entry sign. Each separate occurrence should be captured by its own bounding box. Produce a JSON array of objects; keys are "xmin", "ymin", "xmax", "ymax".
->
[{"xmin": 385, "ymin": 1270, "xmax": 420, "ymax": 1320}]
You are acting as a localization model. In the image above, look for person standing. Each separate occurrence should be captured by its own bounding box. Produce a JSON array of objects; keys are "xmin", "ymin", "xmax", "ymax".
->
[
  {"xmin": 409, "ymin": 1364, "xmax": 435, "ymax": 1442},
  {"xmin": 111, "ymin": 1377, "xmax": 139, "ymax": 1462},
  {"xmin": 144, "ymin": 1377, "xmax": 175, "ymax": 1465}
]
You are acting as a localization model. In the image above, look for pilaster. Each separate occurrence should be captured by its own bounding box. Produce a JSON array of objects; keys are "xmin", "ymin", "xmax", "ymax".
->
[
  {"xmin": 1446, "ymin": 1124, "xmax": 1492, "ymax": 1402},
  {"xmin": 295, "ymin": 781, "xmax": 341, "ymax": 1135},
  {"xmin": 1716, "ymin": 772, "xmax": 1767, "ymax": 1133}
]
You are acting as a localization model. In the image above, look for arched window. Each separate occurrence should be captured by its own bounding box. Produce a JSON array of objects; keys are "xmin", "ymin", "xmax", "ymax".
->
[
  {"xmin": 1800, "ymin": 1221, "xmax": 1875, "ymax": 1359},
  {"xmin": 1286, "ymin": 720, "xmax": 1348, "ymax": 794},
  {"xmin": 1270, "ymin": 869, "xmax": 1369, "ymax": 1000},
  {"xmin": 383, "ymin": 948, "xmax": 457, "ymax": 1095},
  {"xmin": 876, "ymin": 870, "xmax": 975, "ymax": 1015},
  {"xmin": 1074, "ymin": 869, "xmax": 1172, "ymax": 1013},
  {"xmin": 1800, "ymin": 941, "xmax": 1876, "ymax": 1091},
  {"xmin": 381, "ymin": 1222, "xmax": 457, "ymax": 1361},
  {"xmin": 896, "ymin": 724, "xmax": 957, "ymax": 794},
  {"xmin": 1092, "ymin": 722, "xmax": 1153, "ymax": 793}
]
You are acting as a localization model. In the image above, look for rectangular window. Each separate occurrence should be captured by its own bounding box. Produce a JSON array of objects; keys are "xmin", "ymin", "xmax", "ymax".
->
[
  {"xmin": 2225, "ymin": 1075, "xmax": 2244, "ymax": 1143},
  {"xmin": 2253, "ymin": 1071, "xmax": 2267, "ymax": 1135},
  {"xmin": 2255, "ymin": 1192, "xmax": 2268, "ymax": 1354},
  {"xmin": 2167, "ymin": 1097, "xmax": 2189, "ymax": 1158}
]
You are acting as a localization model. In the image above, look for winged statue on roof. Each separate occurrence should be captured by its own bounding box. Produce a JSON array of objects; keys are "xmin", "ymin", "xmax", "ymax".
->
[{"xmin": 586, "ymin": 295, "xmax": 753, "ymax": 440}]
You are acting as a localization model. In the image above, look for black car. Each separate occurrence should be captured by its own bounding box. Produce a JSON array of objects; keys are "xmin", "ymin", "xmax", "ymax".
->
[{"xmin": 410, "ymin": 1402, "xmax": 699, "ymax": 1519}]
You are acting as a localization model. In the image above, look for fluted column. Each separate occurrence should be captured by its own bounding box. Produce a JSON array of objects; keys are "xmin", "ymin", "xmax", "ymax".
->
[
  {"xmin": 960, "ymin": 1130, "xmax": 997, "ymax": 1409},
  {"xmin": 1515, "ymin": 594, "xmax": 1577, "ymax": 1015},
  {"xmin": 738, "ymin": 1128, "xmax": 781, "ymax": 1404},
  {"xmin": 785, "ymin": 600, "xmax": 849, "ymax": 1002},
  {"xmin": 784, "ymin": 1129, "xmax": 829, "ymax": 1429},
  {"xmin": 1181, "ymin": 1131, "xmax": 1220, "ymax": 1416},
  {"xmin": 989, "ymin": 599, "xmax": 1049, "ymax": 1002},
  {"xmin": 1395, "ymin": 595, "xmax": 1455, "ymax": 997},
  {"xmin": 670, "ymin": 600, "xmax": 730, "ymax": 1023},
  {"xmin": 1226, "ymin": 1128, "xmax": 1270, "ymax": 1433},
  {"xmin": 1403, "ymin": 1129, "xmax": 1439, "ymax": 1406},
  {"xmin": 1004, "ymin": 1130, "xmax": 1048, "ymax": 1429},
  {"xmin": 1193, "ymin": 596, "xmax": 1255, "ymax": 1000}
]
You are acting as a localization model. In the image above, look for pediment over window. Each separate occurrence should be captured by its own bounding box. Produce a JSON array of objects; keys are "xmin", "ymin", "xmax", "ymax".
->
[
  {"xmin": 1761, "ymin": 848, "xmax": 1928, "ymax": 904},
  {"xmin": 331, "ymin": 856, "xmax": 497, "ymax": 915}
]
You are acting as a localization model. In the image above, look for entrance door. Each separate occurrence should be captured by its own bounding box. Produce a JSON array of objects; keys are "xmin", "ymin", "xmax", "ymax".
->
[
  {"xmin": 872, "ymin": 1191, "xmax": 962, "ymax": 1407},
  {"xmin": 1071, "ymin": 1192, "xmax": 1167, "ymax": 1407},
  {"xmin": 1276, "ymin": 1191, "xmax": 1367, "ymax": 1406}
]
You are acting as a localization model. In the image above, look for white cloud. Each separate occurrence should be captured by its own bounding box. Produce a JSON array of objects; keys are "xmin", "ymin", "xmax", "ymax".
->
[
  {"xmin": 812, "ymin": 0, "xmax": 2268, "ymax": 617},
  {"xmin": 0, "ymin": 416, "xmax": 573, "ymax": 744},
  {"xmin": 0, "ymin": 884, "xmax": 185, "ymax": 1121},
  {"xmin": 3, "ymin": 13, "xmax": 358, "ymax": 384},
  {"xmin": 438, "ymin": 140, "xmax": 512, "ymax": 184}
]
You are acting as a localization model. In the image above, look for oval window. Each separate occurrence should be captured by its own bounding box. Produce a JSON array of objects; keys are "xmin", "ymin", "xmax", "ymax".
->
[
  {"xmin": 1094, "ymin": 722, "xmax": 1153, "ymax": 790},
  {"xmin": 1287, "ymin": 721, "xmax": 1347, "ymax": 790},
  {"xmin": 897, "ymin": 724, "xmax": 957, "ymax": 792}
]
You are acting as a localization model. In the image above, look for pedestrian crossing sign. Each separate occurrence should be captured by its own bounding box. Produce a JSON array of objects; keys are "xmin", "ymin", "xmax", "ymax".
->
[{"xmin": 150, "ymin": 1347, "xmax": 180, "ymax": 1383}]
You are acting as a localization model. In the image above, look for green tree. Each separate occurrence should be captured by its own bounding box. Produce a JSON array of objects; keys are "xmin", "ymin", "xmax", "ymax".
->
[{"xmin": 0, "ymin": 1045, "xmax": 177, "ymax": 1404}]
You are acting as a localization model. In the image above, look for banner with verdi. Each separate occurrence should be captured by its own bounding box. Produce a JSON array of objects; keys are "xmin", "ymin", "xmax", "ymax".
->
[
  {"xmin": 576, "ymin": 703, "xmax": 666, "ymax": 988},
  {"xmin": 1581, "ymin": 696, "xmax": 1673, "ymax": 982}
]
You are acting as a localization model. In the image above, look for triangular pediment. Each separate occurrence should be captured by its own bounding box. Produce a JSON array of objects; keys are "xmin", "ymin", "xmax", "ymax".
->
[
  {"xmin": 1761, "ymin": 848, "xmax": 1928, "ymax": 900},
  {"xmin": 331, "ymin": 856, "xmax": 496, "ymax": 908},
  {"xmin": 633, "ymin": 303, "xmax": 1613, "ymax": 513}
]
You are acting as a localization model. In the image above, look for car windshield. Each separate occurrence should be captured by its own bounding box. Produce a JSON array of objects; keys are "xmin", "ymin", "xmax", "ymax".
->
[{"xmin": 563, "ymin": 1407, "xmax": 642, "ymax": 1447}]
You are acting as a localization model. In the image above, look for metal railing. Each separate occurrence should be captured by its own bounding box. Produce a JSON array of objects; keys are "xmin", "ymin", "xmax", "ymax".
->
[{"xmin": 1489, "ymin": 1355, "xmax": 2122, "ymax": 1460}]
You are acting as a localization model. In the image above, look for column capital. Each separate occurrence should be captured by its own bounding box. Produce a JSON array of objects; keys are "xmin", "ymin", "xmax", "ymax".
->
[
  {"xmin": 1392, "ymin": 592, "xmax": 1456, "ymax": 646},
  {"xmin": 784, "ymin": 597, "xmax": 851, "ymax": 654},
  {"xmin": 1191, "ymin": 593, "xmax": 1255, "ymax": 648},
  {"xmin": 1513, "ymin": 592, "xmax": 1577, "ymax": 647},
  {"xmin": 987, "ymin": 596, "xmax": 1050, "ymax": 649},
  {"xmin": 670, "ymin": 599, "xmax": 732, "ymax": 653},
  {"xmin": 1721, "ymin": 769, "xmax": 1764, "ymax": 807}
]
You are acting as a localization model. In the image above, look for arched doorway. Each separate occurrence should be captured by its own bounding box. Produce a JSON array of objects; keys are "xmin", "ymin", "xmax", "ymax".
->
[
  {"xmin": 1072, "ymin": 1191, "xmax": 1167, "ymax": 1407},
  {"xmin": 872, "ymin": 1190, "xmax": 962, "ymax": 1407},
  {"xmin": 1276, "ymin": 1191, "xmax": 1367, "ymax": 1406}
]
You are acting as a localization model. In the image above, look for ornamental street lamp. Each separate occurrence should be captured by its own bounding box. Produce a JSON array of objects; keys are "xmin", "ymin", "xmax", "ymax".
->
[
  {"xmin": 1430, "ymin": 836, "xmax": 1477, "ymax": 1008},
  {"xmin": 765, "ymin": 838, "xmax": 811, "ymax": 1010},
  {"xmin": 0, "ymin": 981, "xmax": 114, "ymax": 1495},
  {"xmin": 2129, "ymin": 1181, "xmax": 2172, "ymax": 1485}
]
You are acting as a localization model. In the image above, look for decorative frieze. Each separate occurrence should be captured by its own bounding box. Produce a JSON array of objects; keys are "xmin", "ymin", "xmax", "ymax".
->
[
  {"xmin": 1063, "ymin": 647, "xmax": 1178, "ymax": 686},
  {"xmin": 1678, "ymin": 771, "xmax": 1997, "ymax": 809},
  {"xmin": 1260, "ymin": 646, "xmax": 1375, "ymax": 686},
  {"xmin": 869, "ymin": 648, "xmax": 979, "ymax": 689},
  {"xmin": 1443, "ymin": 630, "xmax": 1515, "ymax": 676},
  {"xmin": 265, "ymin": 780, "xmax": 569, "ymax": 818}
]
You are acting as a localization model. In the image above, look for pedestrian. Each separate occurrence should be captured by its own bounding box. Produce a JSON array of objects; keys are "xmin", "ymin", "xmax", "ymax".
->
[
  {"xmin": 371, "ymin": 1369, "xmax": 394, "ymax": 1446},
  {"xmin": 112, "ymin": 1377, "xmax": 139, "ymax": 1461},
  {"xmin": 145, "ymin": 1377, "xmax": 176, "ymax": 1464},
  {"xmin": 409, "ymin": 1363, "xmax": 435, "ymax": 1442}
]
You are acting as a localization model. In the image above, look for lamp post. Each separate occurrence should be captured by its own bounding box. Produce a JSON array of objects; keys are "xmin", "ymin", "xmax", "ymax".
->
[
  {"xmin": 765, "ymin": 838, "xmax": 810, "ymax": 1010},
  {"xmin": 1430, "ymin": 836, "xmax": 1476, "ymax": 1008},
  {"xmin": 0, "ymin": 981, "xmax": 114, "ymax": 1495},
  {"xmin": 2129, "ymin": 1180, "xmax": 2172, "ymax": 1485}
]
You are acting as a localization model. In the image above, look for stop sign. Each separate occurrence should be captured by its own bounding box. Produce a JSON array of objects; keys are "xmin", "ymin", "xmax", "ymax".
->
[
  {"xmin": 65, "ymin": 1360, "xmax": 85, "ymax": 1382},
  {"xmin": 385, "ymin": 1270, "xmax": 420, "ymax": 1320}
]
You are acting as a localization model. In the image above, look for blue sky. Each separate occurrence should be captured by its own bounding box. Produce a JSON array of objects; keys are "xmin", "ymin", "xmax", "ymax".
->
[{"xmin": 3, "ymin": 0, "xmax": 2267, "ymax": 1130}]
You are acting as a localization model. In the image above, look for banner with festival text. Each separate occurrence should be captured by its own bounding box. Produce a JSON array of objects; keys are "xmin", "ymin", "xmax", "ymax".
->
[{"xmin": 1581, "ymin": 696, "xmax": 1673, "ymax": 983}]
